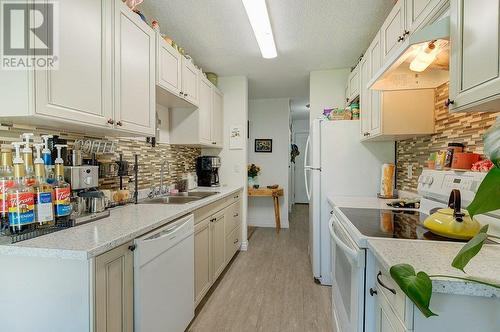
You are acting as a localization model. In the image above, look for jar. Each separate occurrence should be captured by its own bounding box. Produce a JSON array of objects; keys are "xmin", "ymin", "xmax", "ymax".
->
[{"xmin": 445, "ymin": 143, "xmax": 464, "ymax": 168}]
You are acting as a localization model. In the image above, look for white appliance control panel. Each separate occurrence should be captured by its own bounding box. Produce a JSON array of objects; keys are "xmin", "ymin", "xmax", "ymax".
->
[{"xmin": 418, "ymin": 169, "xmax": 486, "ymax": 204}]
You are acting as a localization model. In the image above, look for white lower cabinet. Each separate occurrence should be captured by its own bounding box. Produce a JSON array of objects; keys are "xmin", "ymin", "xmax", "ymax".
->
[
  {"xmin": 375, "ymin": 291, "xmax": 407, "ymax": 332},
  {"xmin": 194, "ymin": 194, "xmax": 242, "ymax": 306},
  {"xmin": 94, "ymin": 241, "xmax": 134, "ymax": 332}
]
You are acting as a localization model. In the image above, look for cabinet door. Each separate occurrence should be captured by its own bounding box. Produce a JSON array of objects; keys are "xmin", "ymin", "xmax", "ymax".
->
[
  {"xmin": 368, "ymin": 32, "xmax": 382, "ymax": 136},
  {"xmin": 381, "ymin": 0, "xmax": 406, "ymax": 63},
  {"xmin": 375, "ymin": 290, "xmax": 407, "ymax": 332},
  {"xmin": 199, "ymin": 77, "xmax": 213, "ymax": 145},
  {"xmin": 34, "ymin": 0, "xmax": 112, "ymax": 128},
  {"xmin": 348, "ymin": 65, "xmax": 360, "ymax": 101},
  {"xmin": 449, "ymin": 0, "xmax": 500, "ymax": 112},
  {"xmin": 225, "ymin": 225, "xmax": 241, "ymax": 264},
  {"xmin": 360, "ymin": 57, "xmax": 371, "ymax": 139},
  {"xmin": 406, "ymin": 0, "xmax": 447, "ymax": 33},
  {"xmin": 211, "ymin": 212, "xmax": 226, "ymax": 281},
  {"xmin": 212, "ymin": 88, "xmax": 224, "ymax": 147},
  {"xmin": 182, "ymin": 58, "xmax": 200, "ymax": 106},
  {"xmin": 157, "ymin": 35, "xmax": 182, "ymax": 95},
  {"xmin": 194, "ymin": 217, "xmax": 212, "ymax": 306},
  {"xmin": 95, "ymin": 242, "xmax": 134, "ymax": 332},
  {"xmin": 114, "ymin": 0, "xmax": 156, "ymax": 136}
]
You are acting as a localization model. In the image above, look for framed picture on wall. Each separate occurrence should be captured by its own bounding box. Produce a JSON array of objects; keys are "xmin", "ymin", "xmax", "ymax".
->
[{"xmin": 255, "ymin": 139, "xmax": 273, "ymax": 153}]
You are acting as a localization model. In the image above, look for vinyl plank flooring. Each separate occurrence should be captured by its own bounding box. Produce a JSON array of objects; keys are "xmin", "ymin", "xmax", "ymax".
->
[{"xmin": 188, "ymin": 204, "xmax": 333, "ymax": 332}]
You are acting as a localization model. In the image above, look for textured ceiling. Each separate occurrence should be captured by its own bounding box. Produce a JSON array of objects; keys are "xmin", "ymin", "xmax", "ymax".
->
[{"xmin": 141, "ymin": 0, "xmax": 394, "ymax": 99}]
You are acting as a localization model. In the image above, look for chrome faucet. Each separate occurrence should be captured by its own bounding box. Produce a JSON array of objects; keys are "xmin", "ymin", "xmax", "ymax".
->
[{"xmin": 148, "ymin": 159, "xmax": 171, "ymax": 199}]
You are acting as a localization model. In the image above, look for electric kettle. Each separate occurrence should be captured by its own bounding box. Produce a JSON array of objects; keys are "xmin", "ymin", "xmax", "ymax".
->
[{"xmin": 423, "ymin": 189, "xmax": 481, "ymax": 240}]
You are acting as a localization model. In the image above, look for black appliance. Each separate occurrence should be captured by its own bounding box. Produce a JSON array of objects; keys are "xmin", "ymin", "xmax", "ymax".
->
[{"xmin": 196, "ymin": 156, "xmax": 221, "ymax": 187}]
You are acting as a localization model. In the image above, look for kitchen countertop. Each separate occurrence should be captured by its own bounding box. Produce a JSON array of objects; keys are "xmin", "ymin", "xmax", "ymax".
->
[
  {"xmin": 0, "ymin": 186, "xmax": 243, "ymax": 260},
  {"xmin": 368, "ymin": 238, "xmax": 500, "ymax": 298}
]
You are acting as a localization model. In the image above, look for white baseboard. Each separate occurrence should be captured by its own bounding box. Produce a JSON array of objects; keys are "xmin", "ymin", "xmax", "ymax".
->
[
  {"xmin": 240, "ymin": 240, "xmax": 248, "ymax": 251},
  {"xmin": 247, "ymin": 219, "xmax": 289, "ymax": 228}
]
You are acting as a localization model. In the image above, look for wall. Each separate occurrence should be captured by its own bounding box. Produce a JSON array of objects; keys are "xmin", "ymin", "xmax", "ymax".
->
[
  {"xmin": 396, "ymin": 83, "xmax": 500, "ymax": 191},
  {"xmin": 0, "ymin": 127, "xmax": 200, "ymax": 191},
  {"xmin": 247, "ymin": 98, "xmax": 290, "ymax": 228},
  {"xmin": 309, "ymin": 68, "xmax": 350, "ymax": 122},
  {"xmin": 201, "ymin": 76, "xmax": 250, "ymax": 249}
]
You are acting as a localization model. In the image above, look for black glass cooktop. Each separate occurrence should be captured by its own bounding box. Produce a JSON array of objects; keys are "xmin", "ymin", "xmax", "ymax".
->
[{"xmin": 338, "ymin": 208, "xmax": 469, "ymax": 242}]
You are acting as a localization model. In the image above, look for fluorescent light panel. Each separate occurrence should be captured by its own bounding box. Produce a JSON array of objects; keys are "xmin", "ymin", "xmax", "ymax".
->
[{"xmin": 242, "ymin": 0, "xmax": 277, "ymax": 59}]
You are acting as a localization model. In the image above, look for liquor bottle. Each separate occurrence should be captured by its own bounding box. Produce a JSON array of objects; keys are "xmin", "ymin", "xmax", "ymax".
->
[
  {"xmin": 7, "ymin": 142, "xmax": 35, "ymax": 233},
  {"xmin": 41, "ymin": 135, "xmax": 55, "ymax": 185},
  {"xmin": 0, "ymin": 147, "xmax": 14, "ymax": 232},
  {"xmin": 33, "ymin": 144, "xmax": 54, "ymax": 226},
  {"xmin": 21, "ymin": 133, "xmax": 36, "ymax": 187},
  {"xmin": 53, "ymin": 144, "xmax": 72, "ymax": 225}
]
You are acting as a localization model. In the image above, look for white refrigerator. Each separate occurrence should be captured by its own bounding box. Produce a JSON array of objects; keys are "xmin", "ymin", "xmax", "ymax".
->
[{"xmin": 304, "ymin": 119, "xmax": 395, "ymax": 285}]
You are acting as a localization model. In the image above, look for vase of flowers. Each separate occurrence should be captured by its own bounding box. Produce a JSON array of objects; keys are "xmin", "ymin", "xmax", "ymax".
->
[{"xmin": 247, "ymin": 164, "xmax": 261, "ymax": 189}]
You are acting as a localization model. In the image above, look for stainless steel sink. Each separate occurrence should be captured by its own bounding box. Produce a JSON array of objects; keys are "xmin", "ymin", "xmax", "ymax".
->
[{"xmin": 141, "ymin": 191, "xmax": 219, "ymax": 205}]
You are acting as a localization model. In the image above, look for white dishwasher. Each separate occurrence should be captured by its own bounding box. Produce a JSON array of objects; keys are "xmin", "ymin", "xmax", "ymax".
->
[{"xmin": 134, "ymin": 214, "xmax": 194, "ymax": 332}]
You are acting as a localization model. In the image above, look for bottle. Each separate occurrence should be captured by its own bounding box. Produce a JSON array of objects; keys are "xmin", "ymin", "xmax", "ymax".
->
[
  {"xmin": 21, "ymin": 133, "xmax": 36, "ymax": 187},
  {"xmin": 53, "ymin": 144, "xmax": 72, "ymax": 224},
  {"xmin": 0, "ymin": 147, "xmax": 14, "ymax": 232},
  {"xmin": 7, "ymin": 142, "xmax": 35, "ymax": 233},
  {"xmin": 41, "ymin": 135, "xmax": 55, "ymax": 185},
  {"xmin": 33, "ymin": 144, "xmax": 55, "ymax": 226}
]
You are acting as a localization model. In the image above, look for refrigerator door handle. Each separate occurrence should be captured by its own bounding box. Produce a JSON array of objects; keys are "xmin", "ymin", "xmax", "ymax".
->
[{"xmin": 304, "ymin": 135, "xmax": 311, "ymax": 200}]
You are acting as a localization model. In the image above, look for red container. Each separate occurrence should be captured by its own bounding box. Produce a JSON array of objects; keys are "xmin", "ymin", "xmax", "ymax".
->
[{"xmin": 452, "ymin": 153, "xmax": 481, "ymax": 170}]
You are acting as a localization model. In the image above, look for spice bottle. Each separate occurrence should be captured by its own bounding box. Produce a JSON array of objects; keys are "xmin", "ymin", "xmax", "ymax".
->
[
  {"xmin": 33, "ymin": 144, "xmax": 54, "ymax": 226},
  {"xmin": 7, "ymin": 142, "xmax": 35, "ymax": 233}
]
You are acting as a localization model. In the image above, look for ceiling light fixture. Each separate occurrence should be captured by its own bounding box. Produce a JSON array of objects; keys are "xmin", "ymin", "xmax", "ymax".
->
[{"xmin": 241, "ymin": 0, "xmax": 277, "ymax": 59}]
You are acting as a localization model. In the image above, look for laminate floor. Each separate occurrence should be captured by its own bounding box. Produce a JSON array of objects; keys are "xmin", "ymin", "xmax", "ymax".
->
[{"xmin": 188, "ymin": 204, "xmax": 333, "ymax": 332}]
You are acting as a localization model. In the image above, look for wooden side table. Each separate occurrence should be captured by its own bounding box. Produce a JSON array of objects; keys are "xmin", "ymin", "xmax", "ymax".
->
[{"xmin": 248, "ymin": 187, "xmax": 284, "ymax": 233}]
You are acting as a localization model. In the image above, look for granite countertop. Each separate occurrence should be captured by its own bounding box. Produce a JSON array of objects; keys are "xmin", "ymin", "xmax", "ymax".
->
[
  {"xmin": 368, "ymin": 238, "xmax": 500, "ymax": 298},
  {"xmin": 0, "ymin": 186, "xmax": 243, "ymax": 260}
]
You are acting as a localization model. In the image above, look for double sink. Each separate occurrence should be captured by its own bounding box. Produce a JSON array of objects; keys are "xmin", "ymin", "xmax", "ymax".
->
[{"xmin": 142, "ymin": 191, "xmax": 219, "ymax": 205}]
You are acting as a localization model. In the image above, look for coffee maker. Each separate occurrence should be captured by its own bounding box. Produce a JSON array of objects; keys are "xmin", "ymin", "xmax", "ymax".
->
[{"xmin": 196, "ymin": 156, "xmax": 221, "ymax": 187}]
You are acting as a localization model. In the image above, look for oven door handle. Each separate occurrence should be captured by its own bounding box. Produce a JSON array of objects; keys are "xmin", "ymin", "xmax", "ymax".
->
[{"xmin": 329, "ymin": 214, "xmax": 363, "ymax": 267}]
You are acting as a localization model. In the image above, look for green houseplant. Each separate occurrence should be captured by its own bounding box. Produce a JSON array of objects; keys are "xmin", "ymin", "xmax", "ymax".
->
[{"xmin": 390, "ymin": 118, "xmax": 500, "ymax": 317}]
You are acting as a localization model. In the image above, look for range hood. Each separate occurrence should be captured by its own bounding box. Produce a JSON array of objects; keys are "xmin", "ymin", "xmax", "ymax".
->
[{"xmin": 368, "ymin": 17, "xmax": 450, "ymax": 91}]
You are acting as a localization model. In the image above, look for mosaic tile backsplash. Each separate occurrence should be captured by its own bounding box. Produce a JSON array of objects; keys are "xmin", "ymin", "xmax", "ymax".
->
[
  {"xmin": 0, "ymin": 125, "xmax": 200, "ymax": 191},
  {"xmin": 396, "ymin": 83, "xmax": 500, "ymax": 192}
]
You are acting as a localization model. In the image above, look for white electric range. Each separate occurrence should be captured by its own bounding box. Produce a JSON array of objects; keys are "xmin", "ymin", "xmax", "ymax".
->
[{"xmin": 328, "ymin": 170, "xmax": 500, "ymax": 332}]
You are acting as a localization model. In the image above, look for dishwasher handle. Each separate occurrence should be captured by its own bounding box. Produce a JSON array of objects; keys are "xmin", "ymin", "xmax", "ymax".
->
[{"xmin": 143, "ymin": 218, "xmax": 191, "ymax": 241}]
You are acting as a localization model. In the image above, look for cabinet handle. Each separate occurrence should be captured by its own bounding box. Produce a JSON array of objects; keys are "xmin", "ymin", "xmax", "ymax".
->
[
  {"xmin": 107, "ymin": 118, "xmax": 115, "ymax": 125},
  {"xmin": 128, "ymin": 244, "xmax": 137, "ymax": 252},
  {"xmin": 445, "ymin": 99, "xmax": 455, "ymax": 107},
  {"xmin": 212, "ymin": 142, "xmax": 217, "ymax": 145},
  {"xmin": 184, "ymin": 93, "xmax": 188, "ymax": 97},
  {"xmin": 397, "ymin": 35, "xmax": 404, "ymax": 42},
  {"xmin": 233, "ymin": 239, "xmax": 239, "ymax": 244},
  {"xmin": 179, "ymin": 91, "xmax": 183, "ymax": 95},
  {"xmin": 369, "ymin": 288, "xmax": 378, "ymax": 296},
  {"xmin": 403, "ymin": 30, "xmax": 410, "ymax": 37},
  {"xmin": 377, "ymin": 271, "xmax": 396, "ymax": 294},
  {"xmin": 116, "ymin": 121, "xmax": 123, "ymax": 127},
  {"xmin": 363, "ymin": 132, "xmax": 370, "ymax": 137},
  {"xmin": 233, "ymin": 213, "xmax": 239, "ymax": 218}
]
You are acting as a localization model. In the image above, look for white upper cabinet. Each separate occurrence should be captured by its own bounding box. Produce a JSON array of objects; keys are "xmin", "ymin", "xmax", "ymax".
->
[
  {"xmin": 157, "ymin": 35, "xmax": 182, "ymax": 96},
  {"xmin": 449, "ymin": 0, "xmax": 500, "ymax": 112},
  {"xmin": 347, "ymin": 64, "xmax": 361, "ymax": 104},
  {"xmin": 199, "ymin": 77, "xmax": 213, "ymax": 145},
  {"xmin": 360, "ymin": 57, "xmax": 371, "ymax": 139},
  {"xmin": 182, "ymin": 58, "xmax": 200, "ymax": 107},
  {"xmin": 381, "ymin": 0, "xmax": 407, "ymax": 63},
  {"xmin": 406, "ymin": 0, "xmax": 449, "ymax": 32},
  {"xmin": 34, "ymin": 0, "xmax": 113, "ymax": 128},
  {"xmin": 212, "ymin": 88, "xmax": 224, "ymax": 146},
  {"xmin": 368, "ymin": 32, "xmax": 382, "ymax": 138},
  {"xmin": 114, "ymin": 0, "xmax": 156, "ymax": 136}
]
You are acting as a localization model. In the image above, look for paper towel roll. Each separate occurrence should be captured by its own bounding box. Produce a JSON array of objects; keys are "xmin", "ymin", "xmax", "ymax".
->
[{"xmin": 380, "ymin": 163, "xmax": 395, "ymax": 198}]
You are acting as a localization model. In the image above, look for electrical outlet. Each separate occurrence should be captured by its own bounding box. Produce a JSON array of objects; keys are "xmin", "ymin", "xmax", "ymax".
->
[{"xmin": 407, "ymin": 165, "xmax": 413, "ymax": 179}]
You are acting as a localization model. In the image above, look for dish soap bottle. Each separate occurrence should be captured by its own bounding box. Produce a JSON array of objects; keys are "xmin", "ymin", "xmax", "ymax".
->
[
  {"xmin": 7, "ymin": 142, "xmax": 35, "ymax": 233},
  {"xmin": 21, "ymin": 133, "xmax": 36, "ymax": 187},
  {"xmin": 53, "ymin": 144, "xmax": 72, "ymax": 225},
  {"xmin": 0, "ymin": 147, "xmax": 14, "ymax": 232},
  {"xmin": 41, "ymin": 135, "xmax": 54, "ymax": 185},
  {"xmin": 33, "ymin": 144, "xmax": 54, "ymax": 226}
]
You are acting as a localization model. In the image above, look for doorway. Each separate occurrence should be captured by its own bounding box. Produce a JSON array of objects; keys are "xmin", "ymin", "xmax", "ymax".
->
[{"xmin": 293, "ymin": 131, "xmax": 309, "ymax": 204}]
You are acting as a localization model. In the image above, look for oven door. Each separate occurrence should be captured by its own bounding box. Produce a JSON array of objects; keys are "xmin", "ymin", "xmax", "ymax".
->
[{"xmin": 329, "ymin": 212, "xmax": 366, "ymax": 332}]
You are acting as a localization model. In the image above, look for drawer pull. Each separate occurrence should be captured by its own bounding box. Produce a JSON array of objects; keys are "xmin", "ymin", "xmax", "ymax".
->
[
  {"xmin": 233, "ymin": 239, "xmax": 239, "ymax": 244},
  {"xmin": 369, "ymin": 288, "xmax": 377, "ymax": 296},
  {"xmin": 233, "ymin": 213, "xmax": 239, "ymax": 218},
  {"xmin": 377, "ymin": 271, "xmax": 396, "ymax": 294}
]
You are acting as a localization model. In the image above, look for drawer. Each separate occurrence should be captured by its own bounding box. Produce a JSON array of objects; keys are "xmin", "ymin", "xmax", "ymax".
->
[
  {"xmin": 375, "ymin": 266, "xmax": 412, "ymax": 329},
  {"xmin": 228, "ymin": 190, "xmax": 242, "ymax": 206},
  {"xmin": 224, "ymin": 201, "xmax": 242, "ymax": 235},
  {"xmin": 226, "ymin": 225, "xmax": 241, "ymax": 262}
]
